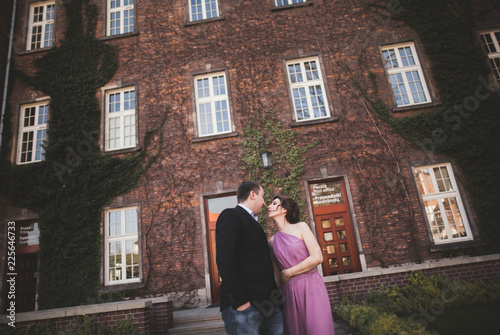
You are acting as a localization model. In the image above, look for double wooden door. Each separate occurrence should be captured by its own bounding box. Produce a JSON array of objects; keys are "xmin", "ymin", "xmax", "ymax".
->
[{"xmin": 309, "ymin": 179, "xmax": 361, "ymax": 276}]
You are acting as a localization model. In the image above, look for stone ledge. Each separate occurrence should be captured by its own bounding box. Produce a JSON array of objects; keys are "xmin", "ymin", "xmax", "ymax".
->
[
  {"xmin": 0, "ymin": 295, "xmax": 173, "ymax": 324},
  {"xmin": 323, "ymin": 253, "xmax": 500, "ymax": 283}
]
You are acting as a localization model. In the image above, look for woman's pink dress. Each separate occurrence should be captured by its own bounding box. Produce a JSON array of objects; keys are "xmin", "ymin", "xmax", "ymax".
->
[{"xmin": 273, "ymin": 230, "xmax": 335, "ymax": 335}]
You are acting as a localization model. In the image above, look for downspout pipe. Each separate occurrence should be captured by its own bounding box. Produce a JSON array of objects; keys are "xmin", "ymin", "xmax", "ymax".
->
[{"xmin": 0, "ymin": 0, "xmax": 18, "ymax": 154}]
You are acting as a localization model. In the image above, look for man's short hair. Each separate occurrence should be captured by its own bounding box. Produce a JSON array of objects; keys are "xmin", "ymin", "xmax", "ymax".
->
[{"xmin": 237, "ymin": 180, "xmax": 262, "ymax": 203}]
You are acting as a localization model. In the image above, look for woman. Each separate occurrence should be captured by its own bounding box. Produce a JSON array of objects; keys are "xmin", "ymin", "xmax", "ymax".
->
[{"xmin": 268, "ymin": 195, "xmax": 335, "ymax": 335}]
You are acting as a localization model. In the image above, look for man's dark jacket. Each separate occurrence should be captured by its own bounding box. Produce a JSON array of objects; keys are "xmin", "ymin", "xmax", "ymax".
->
[{"xmin": 216, "ymin": 205, "xmax": 279, "ymax": 310}]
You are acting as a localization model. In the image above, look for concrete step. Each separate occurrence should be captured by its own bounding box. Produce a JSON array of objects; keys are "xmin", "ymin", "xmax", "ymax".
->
[{"xmin": 169, "ymin": 306, "xmax": 226, "ymax": 335}]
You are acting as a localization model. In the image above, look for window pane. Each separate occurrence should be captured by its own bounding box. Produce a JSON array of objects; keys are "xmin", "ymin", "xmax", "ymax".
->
[
  {"xmin": 19, "ymin": 103, "xmax": 49, "ymax": 164},
  {"xmin": 406, "ymin": 71, "xmax": 427, "ymax": 104},
  {"xmin": 382, "ymin": 43, "xmax": 430, "ymax": 106},
  {"xmin": 443, "ymin": 197, "xmax": 467, "ymax": 238},
  {"xmin": 383, "ymin": 49, "xmax": 398, "ymax": 68},
  {"xmin": 425, "ymin": 199, "xmax": 447, "ymax": 241},
  {"xmin": 24, "ymin": 107, "xmax": 36, "ymax": 127},
  {"xmin": 329, "ymin": 258, "xmax": 338, "ymax": 267},
  {"xmin": 109, "ymin": 0, "xmax": 134, "ymax": 35},
  {"xmin": 106, "ymin": 208, "xmax": 140, "ymax": 284},
  {"xmin": 195, "ymin": 73, "xmax": 231, "ymax": 136},
  {"xmin": 322, "ymin": 219, "xmax": 331, "ymax": 228},
  {"xmin": 125, "ymin": 209, "xmax": 138, "ymax": 234},
  {"xmin": 109, "ymin": 241, "xmax": 122, "ymax": 281},
  {"xmin": 106, "ymin": 88, "xmax": 136, "ymax": 150},
  {"xmin": 416, "ymin": 163, "xmax": 471, "ymax": 244},
  {"xmin": 288, "ymin": 64, "xmax": 303, "ymax": 83},
  {"xmin": 399, "ymin": 46, "xmax": 415, "ymax": 67},
  {"xmin": 433, "ymin": 166, "xmax": 453, "ymax": 192},
  {"xmin": 35, "ymin": 129, "xmax": 46, "ymax": 161}
]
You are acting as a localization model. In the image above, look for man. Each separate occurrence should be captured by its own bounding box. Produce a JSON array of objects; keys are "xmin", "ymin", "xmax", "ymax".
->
[{"xmin": 216, "ymin": 180, "xmax": 283, "ymax": 335}]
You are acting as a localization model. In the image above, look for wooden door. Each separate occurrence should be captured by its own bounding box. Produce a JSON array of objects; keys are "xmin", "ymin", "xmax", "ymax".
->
[
  {"xmin": 3, "ymin": 221, "xmax": 40, "ymax": 313},
  {"xmin": 205, "ymin": 194, "xmax": 237, "ymax": 304},
  {"xmin": 16, "ymin": 253, "xmax": 38, "ymax": 312},
  {"xmin": 309, "ymin": 179, "xmax": 361, "ymax": 276}
]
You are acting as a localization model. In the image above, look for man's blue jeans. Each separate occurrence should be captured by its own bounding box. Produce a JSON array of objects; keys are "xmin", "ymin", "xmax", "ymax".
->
[{"xmin": 221, "ymin": 302, "xmax": 283, "ymax": 335}]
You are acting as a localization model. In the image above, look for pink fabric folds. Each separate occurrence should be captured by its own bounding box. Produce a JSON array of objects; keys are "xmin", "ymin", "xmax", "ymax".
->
[{"xmin": 273, "ymin": 231, "xmax": 335, "ymax": 335}]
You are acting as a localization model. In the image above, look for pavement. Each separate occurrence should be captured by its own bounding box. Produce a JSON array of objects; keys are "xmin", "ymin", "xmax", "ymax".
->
[{"xmin": 172, "ymin": 305, "xmax": 360, "ymax": 334}]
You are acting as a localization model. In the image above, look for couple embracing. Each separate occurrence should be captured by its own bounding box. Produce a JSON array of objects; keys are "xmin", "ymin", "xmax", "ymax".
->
[{"xmin": 216, "ymin": 180, "xmax": 335, "ymax": 335}]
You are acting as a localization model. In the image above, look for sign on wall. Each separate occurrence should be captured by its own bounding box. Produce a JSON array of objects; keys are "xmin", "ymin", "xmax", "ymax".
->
[{"xmin": 310, "ymin": 180, "xmax": 345, "ymax": 207}]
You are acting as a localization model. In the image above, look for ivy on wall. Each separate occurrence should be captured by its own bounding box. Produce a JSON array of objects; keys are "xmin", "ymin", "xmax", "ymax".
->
[
  {"xmin": 242, "ymin": 109, "xmax": 318, "ymax": 229},
  {"xmin": 0, "ymin": 0, "xmax": 160, "ymax": 309},
  {"xmin": 370, "ymin": 0, "xmax": 500, "ymax": 254}
]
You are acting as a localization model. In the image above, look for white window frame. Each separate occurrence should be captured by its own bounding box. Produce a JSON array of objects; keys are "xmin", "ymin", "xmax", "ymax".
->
[
  {"xmin": 17, "ymin": 102, "xmax": 49, "ymax": 164},
  {"xmin": 105, "ymin": 87, "xmax": 137, "ymax": 151},
  {"xmin": 381, "ymin": 42, "xmax": 431, "ymax": 107},
  {"xmin": 414, "ymin": 163, "xmax": 473, "ymax": 244},
  {"xmin": 276, "ymin": 0, "xmax": 306, "ymax": 6},
  {"xmin": 107, "ymin": 0, "xmax": 135, "ymax": 36},
  {"xmin": 104, "ymin": 206, "xmax": 140, "ymax": 286},
  {"xmin": 188, "ymin": 0, "xmax": 219, "ymax": 22},
  {"xmin": 479, "ymin": 29, "xmax": 500, "ymax": 83},
  {"xmin": 194, "ymin": 72, "xmax": 232, "ymax": 137},
  {"xmin": 27, "ymin": 1, "xmax": 55, "ymax": 51},
  {"xmin": 286, "ymin": 57, "xmax": 331, "ymax": 122}
]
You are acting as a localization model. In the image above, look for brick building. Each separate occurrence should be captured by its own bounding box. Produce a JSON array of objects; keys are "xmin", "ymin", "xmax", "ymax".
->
[{"xmin": 1, "ymin": 0, "xmax": 499, "ymax": 321}]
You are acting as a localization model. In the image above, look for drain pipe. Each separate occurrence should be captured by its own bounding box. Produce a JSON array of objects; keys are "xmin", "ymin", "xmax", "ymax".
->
[{"xmin": 0, "ymin": 0, "xmax": 18, "ymax": 154}]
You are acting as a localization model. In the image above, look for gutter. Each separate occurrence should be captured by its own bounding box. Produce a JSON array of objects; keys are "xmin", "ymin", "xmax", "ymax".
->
[{"xmin": 0, "ymin": 0, "xmax": 17, "ymax": 154}]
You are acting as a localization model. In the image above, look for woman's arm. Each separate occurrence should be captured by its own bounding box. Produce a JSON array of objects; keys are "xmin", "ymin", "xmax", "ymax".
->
[{"xmin": 281, "ymin": 222, "xmax": 323, "ymax": 283}]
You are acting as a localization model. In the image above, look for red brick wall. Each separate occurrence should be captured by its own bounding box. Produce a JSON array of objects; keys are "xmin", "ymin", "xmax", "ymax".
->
[
  {"xmin": 3, "ymin": 0, "xmax": 499, "ymax": 303},
  {"xmin": 2, "ymin": 298, "xmax": 173, "ymax": 334},
  {"xmin": 325, "ymin": 255, "xmax": 500, "ymax": 305}
]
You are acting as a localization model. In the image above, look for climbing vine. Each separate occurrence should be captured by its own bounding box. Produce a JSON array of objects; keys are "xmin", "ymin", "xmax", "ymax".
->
[
  {"xmin": 369, "ymin": 0, "xmax": 500, "ymax": 254},
  {"xmin": 0, "ymin": 0, "xmax": 161, "ymax": 309},
  {"xmin": 242, "ymin": 109, "xmax": 318, "ymax": 230}
]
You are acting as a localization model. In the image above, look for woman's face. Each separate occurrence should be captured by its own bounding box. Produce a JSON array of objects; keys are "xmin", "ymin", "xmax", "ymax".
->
[{"xmin": 268, "ymin": 198, "xmax": 284, "ymax": 219}]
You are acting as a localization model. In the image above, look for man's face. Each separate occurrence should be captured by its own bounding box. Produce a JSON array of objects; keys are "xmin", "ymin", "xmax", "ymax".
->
[{"xmin": 252, "ymin": 186, "xmax": 266, "ymax": 215}]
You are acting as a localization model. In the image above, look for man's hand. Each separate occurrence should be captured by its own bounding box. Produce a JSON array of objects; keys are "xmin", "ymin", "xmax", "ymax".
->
[{"xmin": 237, "ymin": 301, "xmax": 251, "ymax": 311}]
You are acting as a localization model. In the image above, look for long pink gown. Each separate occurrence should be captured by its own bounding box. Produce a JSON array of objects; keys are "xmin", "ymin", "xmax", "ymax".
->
[{"xmin": 273, "ymin": 230, "xmax": 335, "ymax": 335}]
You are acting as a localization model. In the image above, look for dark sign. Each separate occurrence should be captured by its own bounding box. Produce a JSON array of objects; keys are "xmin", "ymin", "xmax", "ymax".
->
[
  {"xmin": 310, "ymin": 181, "xmax": 345, "ymax": 207},
  {"xmin": 17, "ymin": 222, "xmax": 40, "ymax": 247}
]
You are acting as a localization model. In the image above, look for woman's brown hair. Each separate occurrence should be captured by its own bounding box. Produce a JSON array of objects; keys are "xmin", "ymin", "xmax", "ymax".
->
[{"xmin": 273, "ymin": 195, "xmax": 300, "ymax": 223}]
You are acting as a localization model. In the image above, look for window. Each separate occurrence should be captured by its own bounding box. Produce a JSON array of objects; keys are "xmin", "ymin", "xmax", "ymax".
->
[
  {"xmin": 189, "ymin": 0, "xmax": 219, "ymax": 22},
  {"xmin": 27, "ymin": 1, "xmax": 55, "ymax": 51},
  {"xmin": 414, "ymin": 163, "xmax": 473, "ymax": 244},
  {"xmin": 381, "ymin": 42, "xmax": 431, "ymax": 107},
  {"xmin": 104, "ymin": 207, "xmax": 140, "ymax": 285},
  {"xmin": 105, "ymin": 87, "xmax": 136, "ymax": 151},
  {"xmin": 276, "ymin": 0, "xmax": 306, "ymax": 6},
  {"xmin": 194, "ymin": 72, "xmax": 232, "ymax": 137},
  {"xmin": 286, "ymin": 57, "xmax": 330, "ymax": 122},
  {"xmin": 17, "ymin": 102, "xmax": 49, "ymax": 164},
  {"xmin": 107, "ymin": 0, "xmax": 134, "ymax": 36},
  {"xmin": 480, "ymin": 30, "xmax": 500, "ymax": 83}
]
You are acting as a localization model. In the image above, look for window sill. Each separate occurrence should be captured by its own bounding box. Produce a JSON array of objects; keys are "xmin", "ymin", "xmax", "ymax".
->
[
  {"xmin": 392, "ymin": 101, "xmax": 442, "ymax": 113},
  {"xmin": 271, "ymin": 1, "xmax": 313, "ymax": 12},
  {"xmin": 289, "ymin": 115, "xmax": 339, "ymax": 128},
  {"xmin": 99, "ymin": 31, "xmax": 139, "ymax": 42},
  {"xmin": 192, "ymin": 131, "xmax": 239, "ymax": 143},
  {"xmin": 184, "ymin": 16, "xmax": 225, "ymax": 27},
  {"xmin": 100, "ymin": 281, "xmax": 144, "ymax": 292},
  {"xmin": 102, "ymin": 146, "xmax": 142, "ymax": 156},
  {"xmin": 430, "ymin": 239, "xmax": 485, "ymax": 252},
  {"xmin": 18, "ymin": 46, "xmax": 57, "ymax": 56}
]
